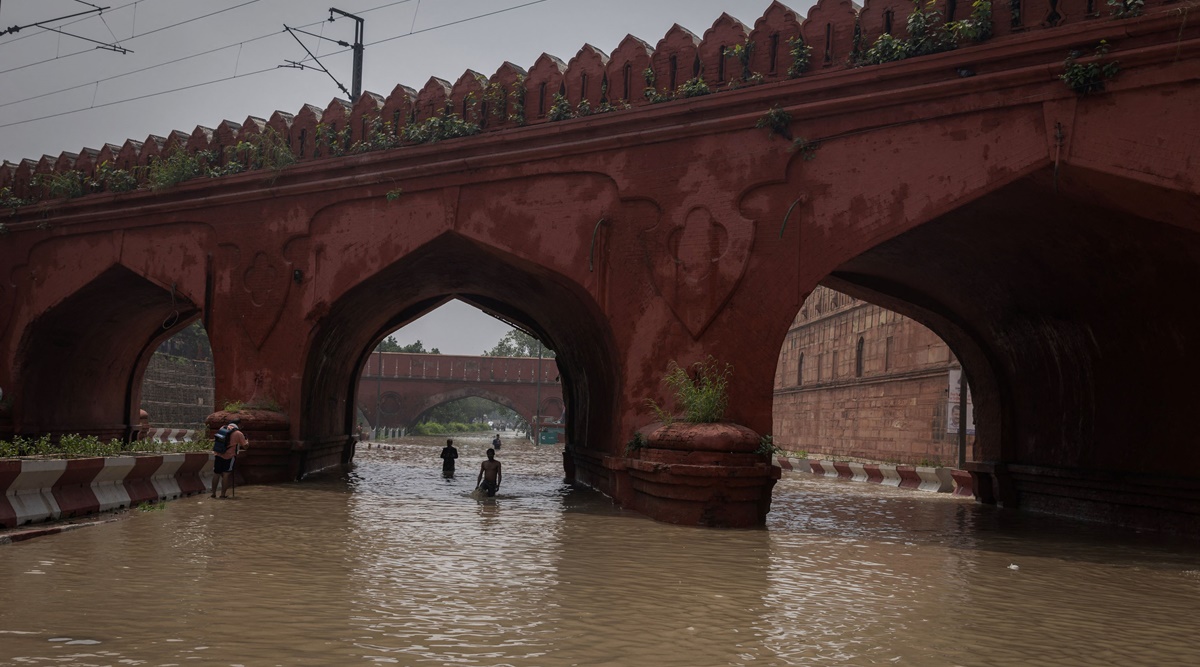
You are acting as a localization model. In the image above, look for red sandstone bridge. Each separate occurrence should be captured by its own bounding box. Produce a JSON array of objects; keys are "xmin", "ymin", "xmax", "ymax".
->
[
  {"xmin": 1, "ymin": 2, "xmax": 1197, "ymax": 530},
  {"xmin": 357, "ymin": 352, "xmax": 563, "ymax": 433}
]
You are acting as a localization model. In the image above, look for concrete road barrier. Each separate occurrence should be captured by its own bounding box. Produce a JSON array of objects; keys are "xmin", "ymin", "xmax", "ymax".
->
[
  {"xmin": 1, "ymin": 452, "xmax": 213, "ymax": 529},
  {"xmin": 777, "ymin": 456, "xmax": 973, "ymax": 497}
]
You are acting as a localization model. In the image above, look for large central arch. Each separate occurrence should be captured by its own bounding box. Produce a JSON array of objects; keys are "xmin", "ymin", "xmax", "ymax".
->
[{"xmin": 301, "ymin": 232, "xmax": 619, "ymax": 473}]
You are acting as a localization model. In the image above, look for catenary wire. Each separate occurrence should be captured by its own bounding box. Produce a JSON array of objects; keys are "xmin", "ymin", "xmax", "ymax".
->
[
  {"xmin": 0, "ymin": 0, "xmax": 265, "ymax": 75},
  {"xmin": 0, "ymin": 0, "xmax": 146, "ymax": 48},
  {"xmin": 0, "ymin": 0, "xmax": 555, "ymax": 132}
]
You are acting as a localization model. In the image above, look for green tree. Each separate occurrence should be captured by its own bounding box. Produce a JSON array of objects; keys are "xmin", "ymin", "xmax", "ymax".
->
[
  {"xmin": 376, "ymin": 336, "xmax": 440, "ymax": 354},
  {"xmin": 157, "ymin": 320, "xmax": 212, "ymax": 361},
  {"xmin": 483, "ymin": 329, "xmax": 555, "ymax": 358}
]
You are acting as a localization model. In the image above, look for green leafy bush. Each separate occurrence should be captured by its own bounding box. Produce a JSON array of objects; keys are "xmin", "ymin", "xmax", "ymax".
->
[
  {"xmin": 648, "ymin": 356, "xmax": 732, "ymax": 424},
  {"xmin": 0, "ymin": 433, "xmax": 210, "ymax": 458},
  {"xmin": 1060, "ymin": 40, "xmax": 1120, "ymax": 95}
]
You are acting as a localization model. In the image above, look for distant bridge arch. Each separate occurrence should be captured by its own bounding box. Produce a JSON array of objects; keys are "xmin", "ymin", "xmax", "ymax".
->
[{"xmin": 358, "ymin": 352, "xmax": 562, "ymax": 432}]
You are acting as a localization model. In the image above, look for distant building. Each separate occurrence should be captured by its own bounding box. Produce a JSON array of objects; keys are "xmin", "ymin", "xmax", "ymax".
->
[{"xmin": 772, "ymin": 286, "xmax": 973, "ymax": 466}]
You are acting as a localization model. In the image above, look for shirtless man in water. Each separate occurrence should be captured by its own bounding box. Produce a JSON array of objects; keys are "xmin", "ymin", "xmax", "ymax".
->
[{"xmin": 476, "ymin": 448, "xmax": 502, "ymax": 497}]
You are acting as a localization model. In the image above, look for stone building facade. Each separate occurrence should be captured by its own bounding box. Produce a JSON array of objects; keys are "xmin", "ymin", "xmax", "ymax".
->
[
  {"xmin": 140, "ymin": 354, "xmax": 214, "ymax": 430},
  {"xmin": 772, "ymin": 286, "xmax": 973, "ymax": 466}
]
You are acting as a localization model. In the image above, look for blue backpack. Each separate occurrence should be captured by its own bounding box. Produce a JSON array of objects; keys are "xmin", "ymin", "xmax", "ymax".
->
[{"xmin": 213, "ymin": 425, "xmax": 237, "ymax": 454}]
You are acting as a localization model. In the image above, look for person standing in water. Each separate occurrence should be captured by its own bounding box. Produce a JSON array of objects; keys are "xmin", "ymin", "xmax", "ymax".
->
[
  {"xmin": 476, "ymin": 448, "xmax": 502, "ymax": 497},
  {"xmin": 492, "ymin": 433, "xmax": 502, "ymax": 450},
  {"xmin": 440, "ymin": 439, "xmax": 458, "ymax": 477}
]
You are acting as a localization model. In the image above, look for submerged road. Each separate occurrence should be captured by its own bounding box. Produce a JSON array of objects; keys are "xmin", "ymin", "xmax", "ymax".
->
[{"xmin": 2, "ymin": 434, "xmax": 1199, "ymax": 665}]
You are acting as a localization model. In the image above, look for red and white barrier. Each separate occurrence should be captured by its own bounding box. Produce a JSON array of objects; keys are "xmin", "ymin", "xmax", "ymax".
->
[
  {"xmin": 141, "ymin": 428, "xmax": 198, "ymax": 443},
  {"xmin": 777, "ymin": 457, "xmax": 974, "ymax": 497},
  {"xmin": 1, "ymin": 452, "xmax": 213, "ymax": 529}
]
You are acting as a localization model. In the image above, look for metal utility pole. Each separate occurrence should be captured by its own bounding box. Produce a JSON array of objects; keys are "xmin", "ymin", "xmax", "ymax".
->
[
  {"xmin": 280, "ymin": 8, "xmax": 363, "ymax": 102},
  {"xmin": 328, "ymin": 7, "xmax": 363, "ymax": 102},
  {"xmin": 957, "ymin": 369, "xmax": 967, "ymax": 469},
  {"xmin": 375, "ymin": 348, "xmax": 382, "ymax": 441},
  {"xmin": 533, "ymin": 340, "xmax": 543, "ymax": 444}
]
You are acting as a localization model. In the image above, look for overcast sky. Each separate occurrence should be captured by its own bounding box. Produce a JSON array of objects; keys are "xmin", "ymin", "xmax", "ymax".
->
[{"xmin": 0, "ymin": 0, "xmax": 811, "ymax": 355}]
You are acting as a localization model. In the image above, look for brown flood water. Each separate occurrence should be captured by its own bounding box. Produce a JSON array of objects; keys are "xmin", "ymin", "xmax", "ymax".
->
[{"xmin": 2, "ymin": 433, "xmax": 1199, "ymax": 666}]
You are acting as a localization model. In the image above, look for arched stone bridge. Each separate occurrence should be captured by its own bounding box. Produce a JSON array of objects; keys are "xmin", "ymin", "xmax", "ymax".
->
[
  {"xmin": 1, "ymin": 2, "xmax": 1198, "ymax": 531},
  {"xmin": 357, "ymin": 352, "xmax": 563, "ymax": 431}
]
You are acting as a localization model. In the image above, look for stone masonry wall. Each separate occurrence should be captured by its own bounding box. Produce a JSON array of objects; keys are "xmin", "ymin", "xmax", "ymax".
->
[
  {"xmin": 773, "ymin": 286, "xmax": 973, "ymax": 466},
  {"xmin": 141, "ymin": 354, "xmax": 214, "ymax": 429}
]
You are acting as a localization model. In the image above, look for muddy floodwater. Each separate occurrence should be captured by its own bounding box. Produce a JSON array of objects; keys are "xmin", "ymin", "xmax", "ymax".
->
[{"xmin": 2, "ymin": 434, "xmax": 1199, "ymax": 666}]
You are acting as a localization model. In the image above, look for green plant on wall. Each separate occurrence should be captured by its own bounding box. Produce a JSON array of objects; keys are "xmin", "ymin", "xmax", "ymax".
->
[
  {"xmin": 757, "ymin": 434, "xmax": 782, "ymax": 457},
  {"xmin": 791, "ymin": 137, "xmax": 820, "ymax": 161},
  {"xmin": 313, "ymin": 122, "xmax": 352, "ymax": 158},
  {"xmin": 787, "ymin": 36, "xmax": 813, "ymax": 77},
  {"xmin": 757, "ymin": 105, "xmax": 793, "ymax": 140},
  {"xmin": 725, "ymin": 41, "xmax": 766, "ymax": 88},
  {"xmin": 643, "ymin": 67, "xmax": 672, "ymax": 103},
  {"xmin": 223, "ymin": 396, "xmax": 282, "ymax": 412},
  {"xmin": 547, "ymin": 92, "xmax": 575, "ymax": 121},
  {"xmin": 857, "ymin": 0, "xmax": 993, "ymax": 66},
  {"xmin": 509, "ymin": 75, "xmax": 527, "ymax": 125},
  {"xmin": 146, "ymin": 150, "xmax": 211, "ymax": 191},
  {"xmin": 1060, "ymin": 40, "xmax": 1120, "ymax": 95},
  {"xmin": 1108, "ymin": 0, "xmax": 1144, "ymax": 18},
  {"xmin": 94, "ymin": 160, "xmax": 141, "ymax": 193},
  {"xmin": 624, "ymin": 431, "xmax": 648, "ymax": 456},
  {"xmin": 32, "ymin": 170, "xmax": 89, "ymax": 200},
  {"xmin": 400, "ymin": 112, "xmax": 481, "ymax": 144},
  {"xmin": 348, "ymin": 116, "xmax": 401, "ymax": 155},
  {"xmin": 1, "ymin": 186, "xmax": 33, "ymax": 212},
  {"xmin": 675, "ymin": 77, "xmax": 712, "ymax": 99},
  {"xmin": 646, "ymin": 356, "xmax": 732, "ymax": 424}
]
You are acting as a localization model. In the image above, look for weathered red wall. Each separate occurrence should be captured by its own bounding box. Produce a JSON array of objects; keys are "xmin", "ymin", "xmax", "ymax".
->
[{"xmin": 1, "ymin": 3, "xmax": 1198, "ymax": 529}]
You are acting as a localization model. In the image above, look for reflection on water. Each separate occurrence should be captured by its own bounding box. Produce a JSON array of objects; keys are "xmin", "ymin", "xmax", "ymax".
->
[{"xmin": 2, "ymin": 434, "xmax": 1199, "ymax": 666}]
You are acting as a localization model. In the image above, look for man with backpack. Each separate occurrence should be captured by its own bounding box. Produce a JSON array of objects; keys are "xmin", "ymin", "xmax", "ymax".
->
[{"xmin": 211, "ymin": 419, "xmax": 248, "ymax": 499}]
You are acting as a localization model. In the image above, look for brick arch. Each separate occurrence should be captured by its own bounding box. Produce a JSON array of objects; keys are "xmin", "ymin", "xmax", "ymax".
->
[
  {"xmin": 300, "ymin": 232, "xmax": 619, "ymax": 478},
  {"xmin": 406, "ymin": 387, "xmax": 535, "ymax": 431},
  {"xmin": 13, "ymin": 265, "xmax": 200, "ymax": 440}
]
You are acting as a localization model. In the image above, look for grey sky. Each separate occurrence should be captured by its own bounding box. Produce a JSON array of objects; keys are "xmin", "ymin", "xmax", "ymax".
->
[{"xmin": 0, "ymin": 0, "xmax": 812, "ymax": 355}]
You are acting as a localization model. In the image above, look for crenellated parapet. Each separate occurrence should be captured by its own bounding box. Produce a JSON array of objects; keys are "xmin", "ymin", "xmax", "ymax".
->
[{"xmin": 0, "ymin": 0, "xmax": 1179, "ymax": 208}]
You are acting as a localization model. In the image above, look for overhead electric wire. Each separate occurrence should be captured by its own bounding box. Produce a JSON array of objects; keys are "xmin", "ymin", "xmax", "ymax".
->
[
  {"xmin": 0, "ymin": 65, "xmax": 279, "ymax": 130},
  {"xmin": 0, "ymin": 0, "xmax": 144, "ymax": 48},
  {"xmin": 0, "ymin": 0, "xmax": 416, "ymax": 108},
  {"xmin": 0, "ymin": 0, "xmax": 557, "ymax": 132},
  {"xmin": 0, "ymin": 0, "xmax": 264, "ymax": 75}
]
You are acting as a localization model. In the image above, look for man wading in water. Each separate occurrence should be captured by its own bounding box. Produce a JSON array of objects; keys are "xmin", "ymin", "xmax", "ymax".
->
[
  {"xmin": 211, "ymin": 419, "xmax": 248, "ymax": 498},
  {"xmin": 476, "ymin": 448, "xmax": 502, "ymax": 497},
  {"xmin": 440, "ymin": 438, "xmax": 458, "ymax": 477}
]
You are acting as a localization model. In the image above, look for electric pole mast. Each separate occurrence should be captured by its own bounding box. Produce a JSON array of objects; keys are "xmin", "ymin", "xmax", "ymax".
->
[{"xmin": 328, "ymin": 7, "xmax": 363, "ymax": 102}]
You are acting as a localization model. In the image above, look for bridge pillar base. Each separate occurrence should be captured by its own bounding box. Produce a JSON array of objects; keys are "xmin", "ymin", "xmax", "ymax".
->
[
  {"xmin": 1005, "ymin": 464, "xmax": 1200, "ymax": 538},
  {"xmin": 206, "ymin": 409, "xmax": 294, "ymax": 484},
  {"xmin": 598, "ymin": 422, "xmax": 781, "ymax": 528}
]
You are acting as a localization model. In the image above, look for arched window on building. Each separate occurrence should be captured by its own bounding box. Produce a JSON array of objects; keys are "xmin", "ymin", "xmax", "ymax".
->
[
  {"xmin": 856, "ymin": 337, "xmax": 865, "ymax": 377},
  {"xmin": 796, "ymin": 353, "xmax": 804, "ymax": 386}
]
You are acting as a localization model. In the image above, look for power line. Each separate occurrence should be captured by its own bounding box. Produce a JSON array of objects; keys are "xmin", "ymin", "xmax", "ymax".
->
[
  {"xmin": 0, "ymin": 0, "xmax": 143, "ymax": 48},
  {"xmin": 0, "ymin": 0, "xmax": 558, "ymax": 132},
  {"xmin": 0, "ymin": 34, "xmax": 281, "ymax": 110},
  {"xmin": 0, "ymin": 0, "xmax": 420, "ymax": 108},
  {"xmin": 0, "ymin": 0, "xmax": 264, "ymax": 75},
  {"xmin": 0, "ymin": 65, "xmax": 279, "ymax": 130}
]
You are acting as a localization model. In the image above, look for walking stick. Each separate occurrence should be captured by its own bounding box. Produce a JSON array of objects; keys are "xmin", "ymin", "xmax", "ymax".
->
[{"xmin": 232, "ymin": 443, "xmax": 238, "ymax": 498}]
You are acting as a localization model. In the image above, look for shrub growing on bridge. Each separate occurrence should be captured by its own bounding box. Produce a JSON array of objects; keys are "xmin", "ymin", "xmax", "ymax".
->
[
  {"xmin": 648, "ymin": 356, "xmax": 732, "ymax": 424},
  {"xmin": 0, "ymin": 433, "xmax": 212, "ymax": 458}
]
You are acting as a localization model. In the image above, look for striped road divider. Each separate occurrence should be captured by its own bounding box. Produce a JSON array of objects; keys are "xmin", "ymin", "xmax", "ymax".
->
[
  {"xmin": 776, "ymin": 457, "xmax": 973, "ymax": 497},
  {"xmin": 1, "ymin": 452, "xmax": 214, "ymax": 530},
  {"xmin": 141, "ymin": 428, "xmax": 198, "ymax": 443}
]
